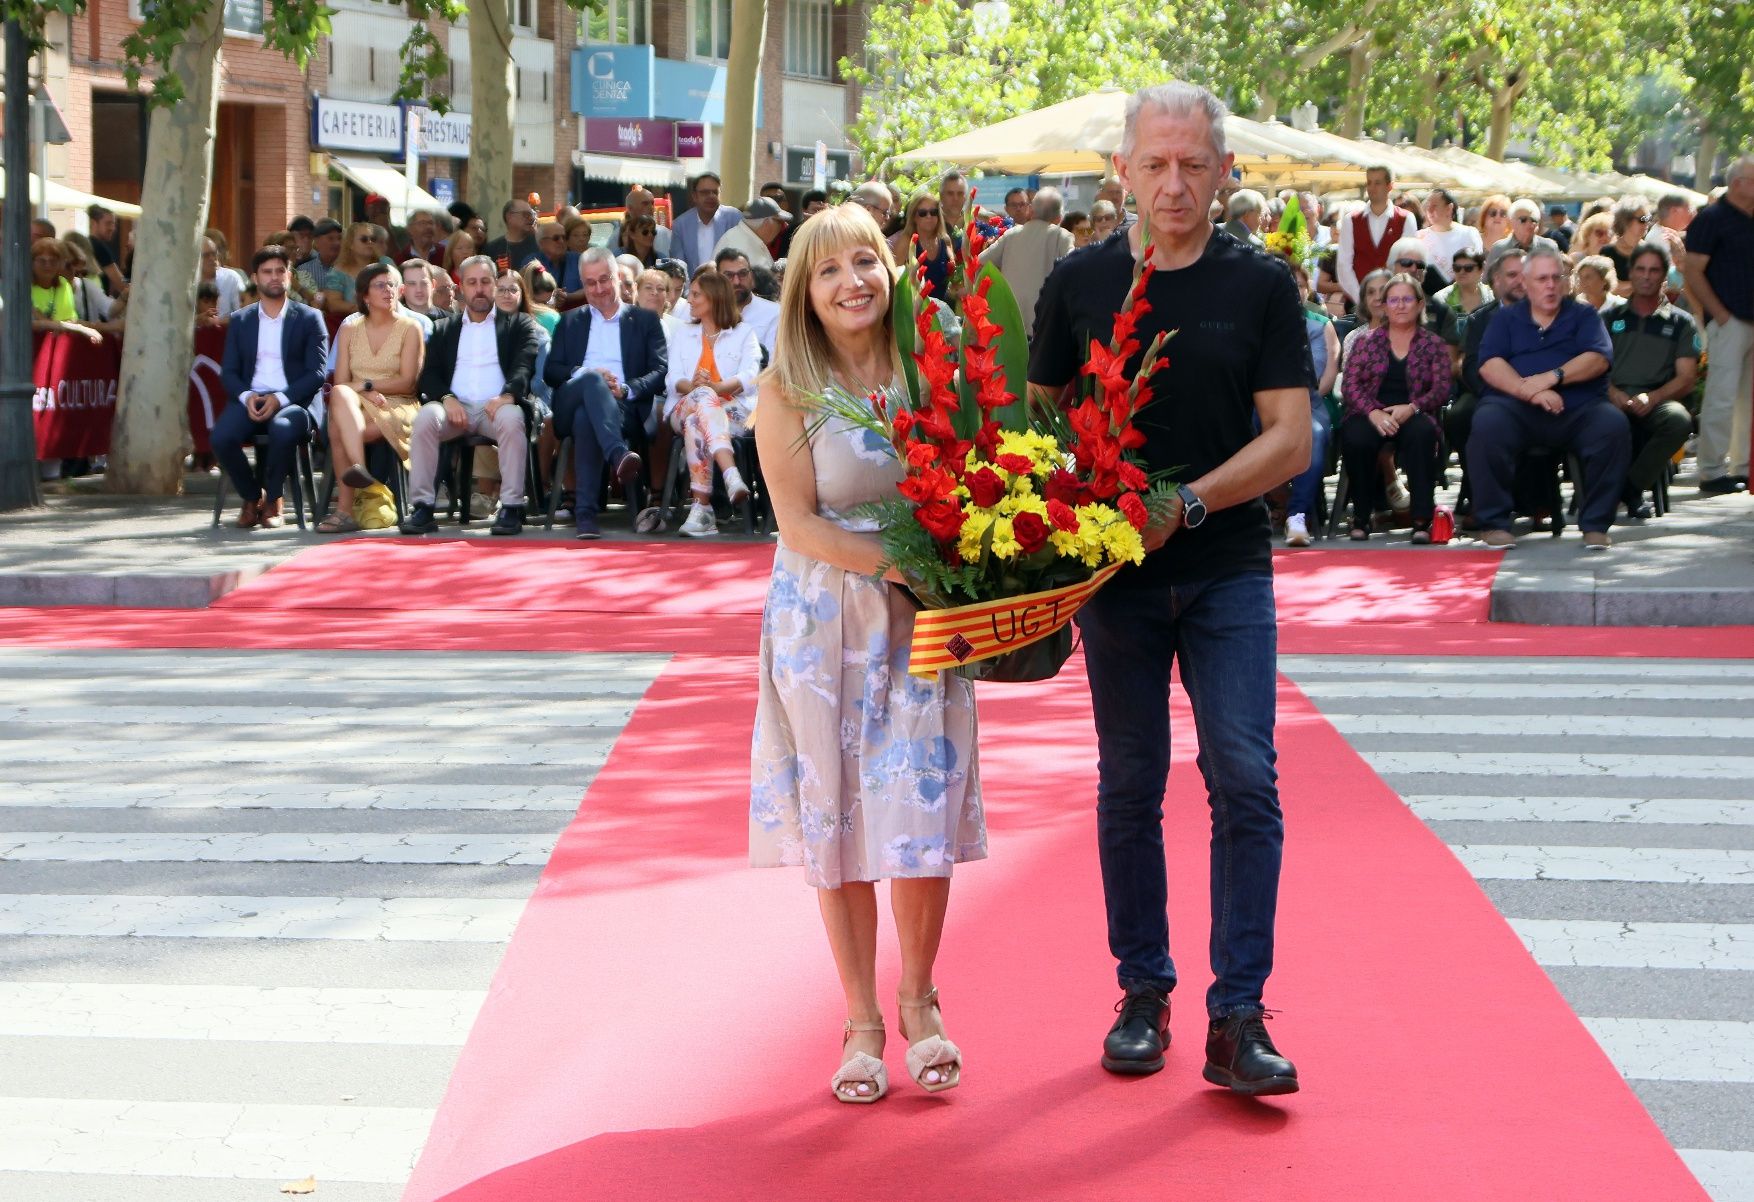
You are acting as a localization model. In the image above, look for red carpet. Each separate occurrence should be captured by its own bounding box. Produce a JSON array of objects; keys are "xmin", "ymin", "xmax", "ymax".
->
[
  {"xmin": 0, "ymin": 541, "xmax": 1727, "ymax": 1197},
  {"xmin": 400, "ymin": 653, "xmax": 1707, "ymax": 1202}
]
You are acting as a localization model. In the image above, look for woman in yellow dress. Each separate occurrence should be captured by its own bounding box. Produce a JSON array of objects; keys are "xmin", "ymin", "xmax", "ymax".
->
[{"xmin": 318, "ymin": 261, "xmax": 425, "ymax": 533}]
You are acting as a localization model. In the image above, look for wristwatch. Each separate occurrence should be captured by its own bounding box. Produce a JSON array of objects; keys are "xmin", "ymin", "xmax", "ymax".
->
[
  {"xmin": 1551, "ymin": 366, "xmax": 1566, "ymax": 387},
  {"xmin": 362, "ymin": 379, "xmax": 375, "ymax": 393},
  {"xmin": 1177, "ymin": 484, "xmax": 1208, "ymax": 529}
]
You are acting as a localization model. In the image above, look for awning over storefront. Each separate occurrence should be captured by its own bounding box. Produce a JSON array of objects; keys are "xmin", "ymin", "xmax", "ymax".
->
[
  {"xmin": 0, "ymin": 172, "xmax": 142, "ymax": 218},
  {"xmin": 327, "ymin": 154, "xmax": 446, "ymax": 224},
  {"xmin": 572, "ymin": 152, "xmax": 689, "ymax": 190}
]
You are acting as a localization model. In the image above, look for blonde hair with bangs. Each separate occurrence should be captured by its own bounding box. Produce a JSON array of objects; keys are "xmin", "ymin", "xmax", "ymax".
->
[{"xmin": 768, "ymin": 202, "xmax": 905, "ymax": 405}]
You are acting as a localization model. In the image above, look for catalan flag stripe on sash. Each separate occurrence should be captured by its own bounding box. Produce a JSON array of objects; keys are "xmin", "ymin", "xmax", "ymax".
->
[{"xmin": 907, "ymin": 564, "xmax": 1124, "ymax": 676}]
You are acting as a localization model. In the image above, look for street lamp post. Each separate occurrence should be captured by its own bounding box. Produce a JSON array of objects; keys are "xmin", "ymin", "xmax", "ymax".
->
[{"xmin": 2, "ymin": 17, "xmax": 43, "ymax": 511}]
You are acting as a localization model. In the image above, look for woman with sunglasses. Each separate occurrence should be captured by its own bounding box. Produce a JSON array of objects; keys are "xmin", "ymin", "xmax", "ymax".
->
[
  {"xmin": 888, "ymin": 191, "xmax": 956, "ymax": 303},
  {"xmin": 1433, "ymin": 252, "xmax": 1493, "ymax": 315},
  {"xmin": 1417, "ymin": 188, "xmax": 1481, "ymax": 284},
  {"xmin": 1474, "ymin": 194, "xmax": 1513, "ymax": 250},
  {"xmin": 1601, "ymin": 197, "xmax": 1652, "ymax": 297}
]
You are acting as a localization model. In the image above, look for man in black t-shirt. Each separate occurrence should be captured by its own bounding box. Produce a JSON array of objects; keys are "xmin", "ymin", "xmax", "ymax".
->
[
  {"xmin": 480, "ymin": 198, "xmax": 543, "ymax": 274},
  {"xmin": 1029, "ymin": 81, "xmax": 1311, "ymax": 1098}
]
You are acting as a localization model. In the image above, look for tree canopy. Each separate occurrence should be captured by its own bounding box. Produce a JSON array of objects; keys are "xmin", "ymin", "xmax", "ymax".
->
[{"xmin": 844, "ymin": 0, "xmax": 1743, "ymax": 181}]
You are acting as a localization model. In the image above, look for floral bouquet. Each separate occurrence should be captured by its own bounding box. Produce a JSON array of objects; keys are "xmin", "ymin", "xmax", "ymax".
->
[
  {"xmin": 812, "ymin": 202, "xmax": 1178, "ymax": 682},
  {"xmin": 1261, "ymin": 192, "xmax": 1311, "ymax": 265}
]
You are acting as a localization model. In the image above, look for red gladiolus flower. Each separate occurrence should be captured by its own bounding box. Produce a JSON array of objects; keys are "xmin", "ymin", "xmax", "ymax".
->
[
  {"xmin": 1118, "ymin": 492, "xmax": 1149, "ymax": 530},
  {"xmin": 892, "ymin": 409, "xmax": 914, "ymax": 438},
  {"xmin": 906, "ymin": 441, "xmax": 941, "ymax": 468},
  {"xmin": 1083, "ymin": 340, "xmax": 1132, "ymax": 401},
  {"xmin": 915, "ymin": 497, "xmax": 967, "ymax": 542},
  {"xmin": 976, "ymin": 373, "xmax": 1014, "ymax": 413},
  {"xmin": 1068, "ymin": 398, "xmax": 1108, "ymax": 443},
  {"xmin": 899, "ymin": 463, "xmax": 958, "ymax": 506},
  {"xmin": 965, "ymin": 466, "xmax": 1005, "ymax": 508},
  {"xmin": 1046, "ymin": 499, "xmax": 1080, "ymax": 533},
  {"xmin": 1013, "ymin": 511, "xmax": 1049, "ymax": 554}
]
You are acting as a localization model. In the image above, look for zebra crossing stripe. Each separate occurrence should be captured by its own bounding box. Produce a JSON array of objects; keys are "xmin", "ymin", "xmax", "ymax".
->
[
  {"xmin": 1403, "ymin": 796, "xmax": 1754, "ymax": 826},
  {"xmin": 1454, "ymin": 845, "xmax": 1754, "ymax": 885},
  {"xmin": 0, "ymin": 832, "xmax": 558, "ymax": 866},
  {"xmin": 1510, "ymin": 920, "xmax": 1754, "ymax": 972},
  {"xmin": 1582, "ymin": 1017, "xmax": 1754, "ymax": 1084},
  {"xmin": 0, "ymin": 894, "xmax": 527, "ymax": 942},
  {"xmin": 1360, "ymin": 750, "xmax": 1754, "ymax": 780}
]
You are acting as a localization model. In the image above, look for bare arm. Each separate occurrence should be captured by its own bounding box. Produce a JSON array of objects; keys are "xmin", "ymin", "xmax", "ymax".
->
[
  {"xmin": 1684, "ymin": 252, "xmax": 1732, "ymax": 326},
  {"xmin": 754, "ymin": 377, "xmax": 901, "ymax": 580},
  {"xmin": 1317, "ymin": 322, "xmax": 1340, "ymax": 396}
]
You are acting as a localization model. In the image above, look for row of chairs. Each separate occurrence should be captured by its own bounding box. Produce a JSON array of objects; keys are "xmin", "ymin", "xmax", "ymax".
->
[{"xmin": 210, "ymin": 403, "xmax": 772, "ymax": 536}]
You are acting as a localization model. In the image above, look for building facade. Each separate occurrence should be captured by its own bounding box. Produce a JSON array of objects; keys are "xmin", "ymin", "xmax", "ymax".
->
[{"xmin": 24, "ymin": 0, "xmax": 866, "ymax": 255}]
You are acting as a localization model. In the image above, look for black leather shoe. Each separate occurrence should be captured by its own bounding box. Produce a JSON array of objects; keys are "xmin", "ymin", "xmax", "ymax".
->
[
  {"xmin": 1698, "ymin": 475, "xmax": 1746, "ymax": 496},
  {"xmin": 1102, "ymin": 985, "xmax": 1170, "ymax": 1075},
  {"xmin": 1203, "ymin": 1010, "xmax": 1299, "ymax": 1096},
  {"xmin": 398, "ymin": 502, "xmax": 438, "ymax": 535},
  {"xmin": 490, "ymin": 504, "xmax": 525, "ymax": 536},
  {"xmin": 614, "ymin": 450, "xmax": 643, "ymax": 488}
]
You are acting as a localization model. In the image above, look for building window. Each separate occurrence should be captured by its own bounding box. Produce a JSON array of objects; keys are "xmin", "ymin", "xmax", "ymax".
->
[
  {"xmin": 693, "ymin": 0, "xmax": 732, "ymax": 61},
  {"xmin": 509, "ymin": 0, "xmax": 535, "ymax": 31},
  {"xmin": 223, "ymin": 0, "xmax": 263, "ymax": 35},
  {"xmin": 582, "ymin": 0, "xmax": 650, "ymax": 45},
  {"xmin": 785, "ymin": 0, "xmax": 831, "ymax": 79}
]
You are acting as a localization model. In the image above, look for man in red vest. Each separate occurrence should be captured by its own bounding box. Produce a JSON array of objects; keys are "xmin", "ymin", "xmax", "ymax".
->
[{"xmin": 1338, "ymin": 165, "xmax": 1420, "ymax": 303}]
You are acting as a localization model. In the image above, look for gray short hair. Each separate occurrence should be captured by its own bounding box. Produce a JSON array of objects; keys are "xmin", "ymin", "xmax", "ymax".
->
[
  {"xmin": 1228, "ymin": 189, "xmax": 1265, "ymax": 218},
  {"xmin": 457, "ymin": 254, "xmax": 497, "ymax": 279},
  {"xmin": 1521, "ymin": 244, "xmax": 1569, "ymax": 278},
  {"xmin": 1090, "ymin": 199, "xmax": 1118, "ymax": 221},
  {"xmin": 1122, "ymin": 82, "xmax": 1228, "ymax": 163},
  {"xmin": 1031, "ymin": 186, "xmax": 1065, "ymax": 224},
  {"xmin": 579, "ymin": 246, "xmax": 618, "ymax": 273},
  {"xmin": 1726, "ymin": 156, "xmax": 1754, "ymax": 185},
  {"xmin": 1611, "ymin": 195, "xmax": 1650, "ymax": 236}
]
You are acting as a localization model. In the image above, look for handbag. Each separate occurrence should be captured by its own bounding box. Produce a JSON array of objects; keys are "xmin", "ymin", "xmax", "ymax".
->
[{"xmin": 352, "ymin": 482, "xmax": 398, "ymax": 530}]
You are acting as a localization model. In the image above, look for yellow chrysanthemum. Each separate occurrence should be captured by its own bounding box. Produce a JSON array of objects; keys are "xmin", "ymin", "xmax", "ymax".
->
[{"xmin": 989, "ymin": 517, "xmax": 1020, "ymax": 561}]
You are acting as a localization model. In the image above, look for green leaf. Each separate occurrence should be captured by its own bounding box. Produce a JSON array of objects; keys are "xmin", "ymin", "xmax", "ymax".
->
[{"xmin": 892, "ymin": 264, "xmax": 922, "ymax": 408}]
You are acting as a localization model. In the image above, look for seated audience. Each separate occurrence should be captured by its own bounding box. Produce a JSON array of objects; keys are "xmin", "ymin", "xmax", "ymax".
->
[
  {"xmin": 213, "ymin": 247, "xmax": 328, "ymax": 529},
  {"xmin": 1433, "ymin": 249, "xmax": 1492, "ymax": 316},
  {"xmin": 716, "ymin": 248, "xmax": 779, "ymax": 361},
  {"xmin": 1573, "ymin": 256, "xmax": 1618, "ymax": 311},
  {"xmin": 1468, "ymin": 246, "xmax": 1628, "ymax": 550},
  {"xmin": 663, "ymin": 268, "xmax": 760, "ymax": 538},
  {"xmin": 1602, "ymin": 242, "xmax": 1698, "ymax": 516},
  {"xmin": 1340, "ymin": 273, "xmax": 1451, "ymax": 542},
  {"xmin": 194, "ymin": 281, "xmax": 224, "ymax": 329},
  {"xmin": 399, "ymin": 259, "xmax": 447, "ymax": 324},
  {"xmin": 320, "ymin": 261, "xmax": 425, "ymax": 532},
  {"xmin": 542, "ymin": 247, "xmax": 665, "ymax": 540},
  {"xmin": 1570, "ymin": 211, "xmax": 1613, "ymax": 263},
  {"xmin": 1602, "ymin": 196, "xmax": 1653, "ymax": 292},
  {"xmin": 398, "ymin": 255, "xmax": 540, "ymax": 537},
  {"xmin": 1284, "ymin": 257, "xmax": 1340, "ymax": 547}
]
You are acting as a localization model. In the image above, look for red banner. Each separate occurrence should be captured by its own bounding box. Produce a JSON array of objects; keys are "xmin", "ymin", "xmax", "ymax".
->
[
  {"xmin": 32, "ymin": 332, "xmax": 120, "ymax": 460},
  {"xmin": 31, "ymin": 327, "xmax": 237, "ymax": 459}
]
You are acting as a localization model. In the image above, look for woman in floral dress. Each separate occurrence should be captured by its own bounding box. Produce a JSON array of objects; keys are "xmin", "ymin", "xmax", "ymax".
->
[{"xmin": 751, "ymin": 203, "xmax": 985, "ymax": 1105}]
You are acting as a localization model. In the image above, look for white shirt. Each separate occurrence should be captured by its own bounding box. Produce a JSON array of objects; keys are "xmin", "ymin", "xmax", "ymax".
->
[
  {"xmin": 1337, "ymin": 203, "xmax": 1420, "ymax": 301},
  {"xmin": 694, "ymin": 216, "xmax": 719, "ymax": 275},
  {"xmin": 1417, "ymin": 224, "xmax": 1484, "ymax": 284},
  {"xmin": 452, "ymin": 313, "xmax": 505, "ymax": 406},
  {"xmin": 573, "ymin": 302, "xmax": 628, "ymax": 387},
  {"xmin": 248, "ymin": 302, "xmax": 291, "ymax": 405},
  {"xmin": 742, "ymin": 295, "xmax": 780, "ymax": 358},
  {"xmin": 214, "ymin": 267, "xmax": 247, "ymax": 317},
  {"xmin": 662, "ymin": 320, "xmax": 762, "ymax": 421}
]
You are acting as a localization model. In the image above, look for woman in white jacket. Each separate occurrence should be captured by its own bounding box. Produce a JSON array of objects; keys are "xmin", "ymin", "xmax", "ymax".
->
[{"xmin": 665, "ymin": 268, "xmax": 762, "ymax": 536}]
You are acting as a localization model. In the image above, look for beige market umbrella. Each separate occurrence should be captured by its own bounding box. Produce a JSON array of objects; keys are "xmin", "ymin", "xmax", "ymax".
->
[
  {"xmin": 0, "ymin": 171, "xmax": 142, "ymax": 218},
  {"xmin": 889, "ymin": 88, "xmax": 1354, "ymax": 184}
]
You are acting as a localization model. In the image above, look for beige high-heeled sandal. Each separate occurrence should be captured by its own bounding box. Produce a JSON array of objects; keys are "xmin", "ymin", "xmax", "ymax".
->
[
  {"xmin": 830, "ymin": 1020, "xmax": 888, "ymax": 1104},
  {"xmin": 898, "ymin": 987, "xmax": 961, "ymax": 1093}
]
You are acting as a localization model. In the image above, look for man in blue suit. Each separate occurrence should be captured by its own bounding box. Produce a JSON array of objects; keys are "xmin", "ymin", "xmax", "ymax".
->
[
  {"xmin": 213, "ymin": 246, "xmax": 329, "ymax": 528},
  {"xmin": 670, "ymin": 172, "xmax": 743, "ymax": 277},
  {"xmin": 544, "ymin": 246, "xmax": 667, "ymax": 539}
]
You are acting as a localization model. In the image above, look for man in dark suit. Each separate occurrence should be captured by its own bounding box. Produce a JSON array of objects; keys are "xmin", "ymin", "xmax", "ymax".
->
[
  {"xmin": 544, "ymin": 246, "xmax": 666, "ymax": 539},
  {"xmin": 399, "ymin": 255, "xmax": 541, "ymax": 536},
  {"xmin": 213, "ymin": 246, "xmax": 329, "ymax": 529}
]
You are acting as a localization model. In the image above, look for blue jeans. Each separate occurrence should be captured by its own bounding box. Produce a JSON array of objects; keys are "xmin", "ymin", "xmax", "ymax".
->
[
  {"xmin": 1076, "ymin": 570, "xmax": 1283, "ymax": 1019},
  {"xmin": 1286, "ymin": 392, "xmax": 1331, "ymax": 521}
]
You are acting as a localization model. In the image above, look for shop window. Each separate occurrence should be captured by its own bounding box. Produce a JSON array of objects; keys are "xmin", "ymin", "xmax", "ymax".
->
[
  {"xmin": 582, "ymin": 0, "xmax": 651, "ymax": 45},
  {"xmin": 785, "ymin": 0, "xmax": 831, "ymax": 79},
  {"xmin": 138, "ymin": 0, "xmax": 261, "ymax": 36},
  {"xmin": 693, "ymin": 0, "xmax": 732, "ymax": 61}
]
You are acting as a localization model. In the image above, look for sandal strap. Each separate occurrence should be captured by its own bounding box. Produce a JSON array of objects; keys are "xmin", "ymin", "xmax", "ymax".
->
[
  {"xmin": 897, "ymin": 986, "xmax": 940, "ymax": 1008},
  {"xmin": 843, "ymin": 1019, "xmax": 885, "ymax": 1038}
]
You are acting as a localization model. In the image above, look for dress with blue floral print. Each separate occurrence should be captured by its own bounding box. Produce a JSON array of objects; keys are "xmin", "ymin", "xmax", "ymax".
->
[{"xmin": 749, "ymin": 407, "xmax": 986, "ymax": 888}]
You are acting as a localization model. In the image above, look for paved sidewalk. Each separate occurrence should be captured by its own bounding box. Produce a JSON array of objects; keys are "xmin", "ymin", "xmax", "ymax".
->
[{"xmin": 3, "ymin": 469, "xmax": 1752, "ymax": 623}]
